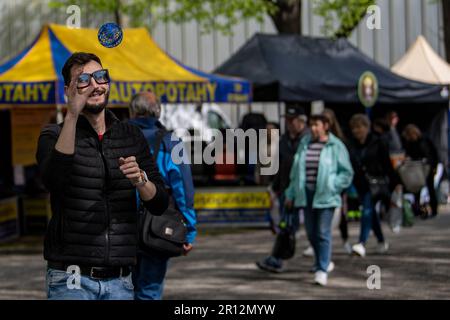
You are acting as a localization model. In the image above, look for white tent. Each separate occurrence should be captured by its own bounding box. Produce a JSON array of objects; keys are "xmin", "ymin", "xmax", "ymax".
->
[
  {"xmin": 392, "ymin": 35, "xmax": 450, "ymax": 85},
  {"xmin": 392, "ymin": 35, "xmax": 450, "ymax": 170}
]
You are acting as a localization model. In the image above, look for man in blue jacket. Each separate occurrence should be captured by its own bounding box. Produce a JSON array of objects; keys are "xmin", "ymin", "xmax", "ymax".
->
[{"xmin": 129, "ymin": 91, "xmax": 197, "ymax": 300}]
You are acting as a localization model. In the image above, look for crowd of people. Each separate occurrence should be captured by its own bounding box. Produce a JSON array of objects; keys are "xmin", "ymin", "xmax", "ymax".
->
[
  {"xmin": 256, "ymin": 106, "xmax": 442, "ymax": 286},
  {"xmin": 36, "ymin": 51, "xmax": 444, "ymax": 300}
]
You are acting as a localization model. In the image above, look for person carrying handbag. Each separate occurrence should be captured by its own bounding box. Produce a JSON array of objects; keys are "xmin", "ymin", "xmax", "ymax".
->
[
  {"xmin": 129, "ymin": 92, "xmax": 197, "ymax": 300},
  {"xmin": 402, "ymin": 124, "xmax": 439, "ymax": 218},
  {"xmin": 256, "ymin": 106, "xmax": 309, "ymax": 273}
]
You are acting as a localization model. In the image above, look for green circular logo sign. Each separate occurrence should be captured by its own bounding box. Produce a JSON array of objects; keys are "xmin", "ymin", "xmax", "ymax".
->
[{"xmin": 358, "ymin": 71, "xmax": 378, "ymax": 108}]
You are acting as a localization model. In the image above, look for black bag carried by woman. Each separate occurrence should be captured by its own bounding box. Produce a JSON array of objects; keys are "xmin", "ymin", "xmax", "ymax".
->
[{"xmin": 271, "ymin": 207, "xmax": 297, "ymax": 260}]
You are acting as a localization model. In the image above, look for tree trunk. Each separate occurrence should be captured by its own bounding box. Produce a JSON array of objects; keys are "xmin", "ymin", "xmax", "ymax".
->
[
  {"xmin": 114, "ymin": 10, "xmax": 122, "ymax": 27},
  {"xmin": 443, "ymin": 0, "xmax": 450, "ymax": 63},
  {"xmin": 269, "ymin": 0, "xmax": 302, "ymax": 34},
  {"xmin": 114, "ymin": 0, "xmax": 122, "ymax": 27}
]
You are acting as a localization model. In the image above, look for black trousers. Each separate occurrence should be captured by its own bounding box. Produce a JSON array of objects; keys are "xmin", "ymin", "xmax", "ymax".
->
[
  {"xmin": 339, "ymin": 193, "xmax": 348, "ymax": 241},
  {"xmin": 427, "ymin": 172, "xmax": 438, "ymax": 216}
]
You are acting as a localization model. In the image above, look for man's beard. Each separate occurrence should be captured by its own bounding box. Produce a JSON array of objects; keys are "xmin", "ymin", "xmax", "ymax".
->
[{"xmin": 84, "ymin": 90, "xmax": 109, "ymax": 114}]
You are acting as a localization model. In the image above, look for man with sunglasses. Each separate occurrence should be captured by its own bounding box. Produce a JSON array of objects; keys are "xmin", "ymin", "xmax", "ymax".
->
[{"xmin": 36, "ymin": 52, "xmax": 168, "ymax": 300}]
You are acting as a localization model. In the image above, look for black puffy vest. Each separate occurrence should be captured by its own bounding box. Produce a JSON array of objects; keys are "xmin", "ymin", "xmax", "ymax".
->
[{"xmin": 43, "ymin": 111, "xmax": 157, "ymax": 267}]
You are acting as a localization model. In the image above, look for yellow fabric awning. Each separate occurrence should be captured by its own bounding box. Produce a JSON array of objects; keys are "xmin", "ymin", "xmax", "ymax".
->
[
  {"xmin": 50, "ymin": 24, "xmax": 204, "ymax": 82},
  {"xmin": 0, "ymin": 24, "xmax": 251, "ymax": 105}
]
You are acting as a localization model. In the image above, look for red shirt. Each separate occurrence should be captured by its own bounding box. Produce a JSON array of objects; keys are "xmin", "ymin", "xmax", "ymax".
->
[{"xmin": 98, "ymin": 134, "xmax": 104, "ymax": 141}]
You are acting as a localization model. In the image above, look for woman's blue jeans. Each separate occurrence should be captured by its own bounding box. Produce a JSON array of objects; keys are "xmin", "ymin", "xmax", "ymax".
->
[
  {"xmin": 359, "ymin": 192, "xmax": 385, "ymax": 244},
  {"xmin": 303, "ymin": 188, "xmax": 335, "ymax": 273}
]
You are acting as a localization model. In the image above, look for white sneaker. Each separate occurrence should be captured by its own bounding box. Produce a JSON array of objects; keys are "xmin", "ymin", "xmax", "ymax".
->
[
  {"xmin": 303, "ymin": 246, "xmax": 314, "ymax": 257},
  {"xmin": 377, "ymin": 242, "xmax": 389, "ymax": 254},
  {"xmin": 352, "ymin": 243, "xmax": 366, "ymax": 257},
  {"xmin": 327, "ymin": 261, "xmax": 335, "ymax": 273},
  {"xmin": 343, "ymin": 241, "xmax": 352, "ymax": 255},
  {"xmin": 314, "ymin": 271, "xmax": 328, "ymax": 286}
]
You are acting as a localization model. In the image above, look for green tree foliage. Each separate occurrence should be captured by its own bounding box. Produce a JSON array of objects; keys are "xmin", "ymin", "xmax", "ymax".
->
[
  {"xmin": 312, "ymin": 0, "xmax": 376, "ymax": 38},
  {"xmin": 49, "ymin": 0, "xmax": 374, "ymax": 38},
  {"xmin": 49, "ymin": 0, "xmax": 277, "ymax": 35}
]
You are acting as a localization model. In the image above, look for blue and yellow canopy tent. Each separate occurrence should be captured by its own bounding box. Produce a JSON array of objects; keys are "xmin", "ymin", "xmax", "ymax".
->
[
  {"xmin": 0, "ymin": 24, "xmax": 251, "ymax": 107},
  {"xmin": 0, "ymin": 24, "xmax": 251, "ymax": 169}
]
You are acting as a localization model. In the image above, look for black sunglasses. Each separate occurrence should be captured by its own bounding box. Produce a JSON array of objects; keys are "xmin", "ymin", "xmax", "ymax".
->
[{"xmin": 76, "ymin": 69, "xmax": 110, "ymax": 89}]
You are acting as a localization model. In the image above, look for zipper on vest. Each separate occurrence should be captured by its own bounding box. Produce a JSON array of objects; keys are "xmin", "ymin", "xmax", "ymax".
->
[{"xmin": 98, "ymin": 140, "xmax": 110, "ymax": 265}]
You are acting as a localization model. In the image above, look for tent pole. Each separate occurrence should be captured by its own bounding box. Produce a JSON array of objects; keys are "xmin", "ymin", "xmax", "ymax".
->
[
  {"xmin": 365, "ymin": 106, "xmax": 372, "ymax": 120},
  {"xmin": 277, "ymin": 101, "xmax": 281, "ymax": 125},
  {"xmin": 447, "ymin": 95, "xmax": 450, "ymax": 173},
  {"xmin": 237, "ymin": 103, "xmax": 240, "ymax": 127},
  {"xmin": 56, "ymin": 104, "xmax": 64, "ymax": 124}
]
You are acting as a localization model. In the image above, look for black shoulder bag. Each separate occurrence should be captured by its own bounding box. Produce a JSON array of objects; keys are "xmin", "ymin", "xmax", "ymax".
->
[
  {"xmin": 358, "ymin": 144, "xmax": 390, "ymax": 201},
  {"xmin": 271, "ymin": 207, "xmax": 297, "ymax": 260},
  {"xmin": 139, "ymin": 129, "xmax": 188, "ymax": 258}
]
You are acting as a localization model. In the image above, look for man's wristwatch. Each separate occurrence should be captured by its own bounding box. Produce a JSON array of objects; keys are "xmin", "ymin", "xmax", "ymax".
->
[{"xmin": 135, "ymin": 170, "xmax": 148, "ymax": 187}]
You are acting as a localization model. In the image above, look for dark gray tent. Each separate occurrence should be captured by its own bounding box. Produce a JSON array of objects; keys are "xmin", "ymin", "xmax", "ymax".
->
[{"xmin": 215, "ymin": 33, "xmax": 448, "ymax": 104}]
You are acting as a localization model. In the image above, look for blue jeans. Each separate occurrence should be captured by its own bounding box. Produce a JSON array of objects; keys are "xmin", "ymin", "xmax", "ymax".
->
[
  {"xmin": 133, "ymin": 252, "xmax": 169, "ymax": 300},
  {"xmin": 303, "ymin": 188, "xmax": 335, "ymax": 273},
  {"xmin": 359, "ymin": 192, "xmax": 385, "ymax": 244},
  {"xmin": 46, "ymin": 268, "xmax": 134, "ymax": 300}
]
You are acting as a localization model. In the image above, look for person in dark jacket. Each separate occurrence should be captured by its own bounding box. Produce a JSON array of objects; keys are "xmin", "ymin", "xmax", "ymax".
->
[
  {"xmin": 348, "ymin": 114, "xmax": 399, "ymax": 257},
  {"xmin": 256, "ymin": 105, "xmax": 309, "ymax": 273},
  {"xmin": 385, "ymin": 111, "xmax": 403, "ymax": 153},
  {"xmin": 402, "ymin": 124, "xmax": 439, "ymax": 217},
  {"xmin": 129, "ymin": 91, "xmax": 197, "ymax": 300},
  {"xmin": 373, "ymin": 117, "xmax": 391, "ymax": 146},
  {"xmin": 271, "ymin": 106, "xmax": 309, "ymax": 196},
  {"xmin": 36, "ymin": 52, "xmax": 168, "ymax": 300},
  {"xmin": 374, "ymin": 117, "xmax": 406, "ymax": 169},
  {"xmin": 255, "ymin": 122, "xmax": 280, "ymax": 186}
]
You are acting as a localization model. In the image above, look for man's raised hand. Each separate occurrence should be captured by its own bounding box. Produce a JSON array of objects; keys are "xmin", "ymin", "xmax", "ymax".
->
[{"xmin": 66, "ymin": 67, "xmax": 94, "ymax": 116}]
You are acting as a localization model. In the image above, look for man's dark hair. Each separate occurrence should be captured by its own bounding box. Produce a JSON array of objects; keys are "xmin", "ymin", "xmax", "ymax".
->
[
  {"xmin": 267, "ymin": 121, "xmax": 280, "ymax": 130},
  {"xmin": 385, "ymin": 110, "xmax": 399, "ymax": 121},
  {"xmin": 373, "ymin": 117, "xmax": 390, "ymax": 132},
  {"xmin": 349, "ymin": 113, "xmax": 370, "ymax": 129},
  {"xmin": 62, "ymin": 52, "xmax": 102, "ymax": 86}
]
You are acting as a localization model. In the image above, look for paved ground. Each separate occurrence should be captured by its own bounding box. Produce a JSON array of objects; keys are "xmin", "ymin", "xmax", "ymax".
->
[{"xmin": 1, "ymin": 208, "xmax": 449, "ymax": 300}]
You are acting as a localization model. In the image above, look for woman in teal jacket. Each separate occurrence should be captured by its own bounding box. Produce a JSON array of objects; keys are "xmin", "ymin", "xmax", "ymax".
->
[{"xmin": 285, "ymin": 114, "xmax": 353, "ymax": 286}]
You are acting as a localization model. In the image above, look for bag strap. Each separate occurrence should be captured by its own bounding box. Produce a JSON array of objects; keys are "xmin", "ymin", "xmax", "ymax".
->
[
  {"xmin": 151, "ymin": 128, "xmax": 175, "ymax": 197},
  {"xmin": 138, "ymin": 129, "xmax": 169, "ymax": 212},
  {"xmin": 152, "ymin": 129, "xmax": 166, "ymax": 161},
  {"xmin": 280, "ymin": 207, "xmax": 297, "ymax": 229}
]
